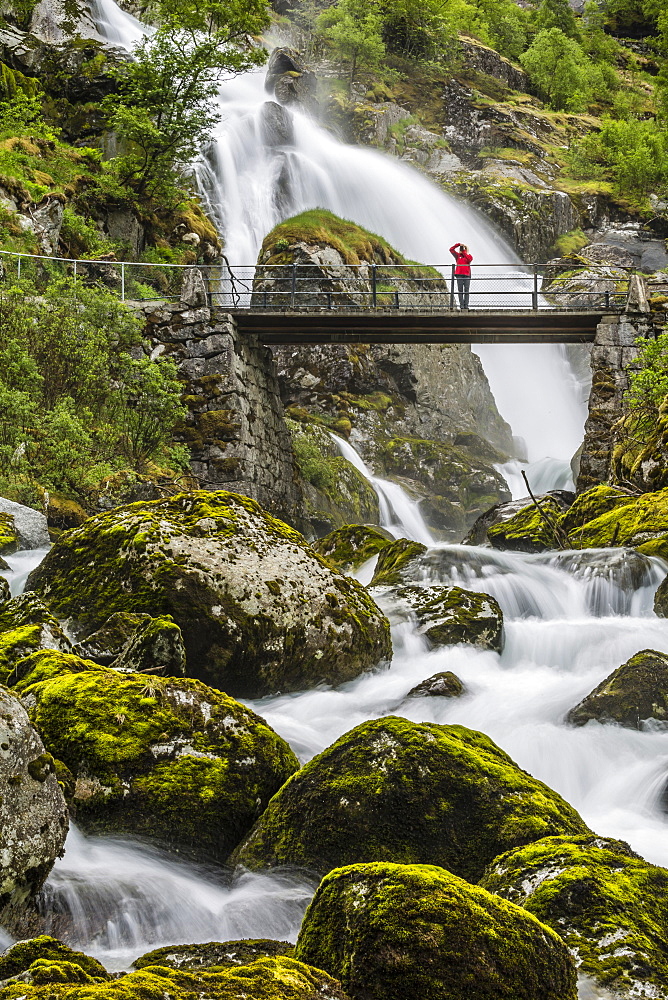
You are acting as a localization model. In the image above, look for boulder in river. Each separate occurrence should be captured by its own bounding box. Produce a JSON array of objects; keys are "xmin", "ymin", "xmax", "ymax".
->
[
  {"xmin": 21, "ymin": 667, "xmax": 299, "ymax": 858},
  {"xmin": 480, "ymin": 834, "xmax": 668, "ymax": 999},
  {"xmin": 566, "ymin": 648, "xmax": 668, "ymax": 728},
  {"xmin": 0, "ymin": 935, "xmax": 107, "ymax": 981},
  {"xmin": 0, "ymin": 497, "xmax": 49, "ymax": 550},
  {"xmin": 406, "ymin": 670, "xmax": 465, "ymax": 698},
  {"xmin": 295, "ymin": 862, "xmax": 577, "ymax": 1000},
  {"xmin": 368, "ymin": 538, "xmax": 428, "ymax": 585},
  {"xmin": 312, "ymin": 524, "xmax": 394, "ymax": 573},
  {"xmin": 465, "ymin": 491, "xmax": 574, "ymax": 548},
  {"xmin": 0, "ymin": 689, "xmax": 68, "ymax": 932},
  {"xmin": 26, "ymin": 491, "xmax": 392, "ymax": 698},
  {"xmin": 393, "ymin": 584, "xmax": 504, "ymax": 651},
  {"xmin": 231, "ymin": 716, "xmax": 590, "ymax": 880},
  {"xmin": 133, "ymin": 939, "xmax": 294, "ymax": 971}
]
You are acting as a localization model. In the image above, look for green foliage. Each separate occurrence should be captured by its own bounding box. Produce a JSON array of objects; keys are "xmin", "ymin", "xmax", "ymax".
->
[
  {"xmin": 569, "ymin": 116, "xmax": 668, "ymax": 198},
  {"xmin": 317, "ymin": 0, "xmax": 386, "ymax": 85},
  {"xmin": 521, "ymin": 28, "xmax": 600, "ymax": 111},
  {"xmin": 534, "ymin": 0, "xmax": 580, "ymax": 40},
  {"xmin": 58, "ymin": 208, "xmax": 115, "ymax": 259},
  {"xmin": 626, "ymin": 331, "xmax": 668, "ymax": 421},
  {"xmin": 103, "ymin": 16, "xmax": 267, "ymax": 203},
  {"xmin": 0, "ymin": 280, "xmax": 187, "ymax": 499}
]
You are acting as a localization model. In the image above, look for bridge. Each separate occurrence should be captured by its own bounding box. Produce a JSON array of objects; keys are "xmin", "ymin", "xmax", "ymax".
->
[{"xmin": 0, "ymin": 250, "xmax": 638, "ymax": 344}]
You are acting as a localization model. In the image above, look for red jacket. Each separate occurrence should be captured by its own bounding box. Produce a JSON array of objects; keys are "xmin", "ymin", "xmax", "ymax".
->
[{"xmin": 450, "ymin": 244, "xmax": 473, "ymax": 276}]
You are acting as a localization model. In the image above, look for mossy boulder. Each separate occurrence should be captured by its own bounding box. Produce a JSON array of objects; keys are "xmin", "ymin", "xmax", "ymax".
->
[
  {"xmin": 368, "ymin": 539, "xmax": 428, "ymax": 586},
  {"xmin": 10, "ymin": 649, "xmax": 104, "ymax": 695},
  {"xmin": 0, "ymin": 578, "xmax": 10, "ymax": 605},
  {"xmin": 480, "ymin": 835, "xmax": 668, "ymax": 998},
  {"xmin": 559, "ymin": 484, "xmax": 638, "ymax": 539},
  {"xmin": 486, "ymin": 497, "xmax": 567, "ymax": 552},
  {"xmin": 20, "ymin": 668, "xmax": 299, "ymax": 857},
  {"xmin": 570, "ymin": 486, "xmax": 668, "ymax": 551},
  {"xmin": 0, "ymin": 594, "xmax": 72, "ymax": 685},
  {"xmin": 0, "ymin": 688, "xmax": 68, "ymax": 931},
  {"xmin": 133, "ymin": 939, "xmax": 294, "ymax": 971},
  {"xmin": 27, "ymin": 491, "xmax": 392, "ymax": 698},
  {"xmin": 655, "ymin": 576, "xmax": 668, "ymax": 617},
  {"xmin": 231, "ymin": 717, "xmax": 589, "ymax": 881},
  {"xmin": 0, "ymin": 512, "xmax": 19, "ymax": 555},
  {"xmin": 112, "ymin": 615, "xmax": 186, "ymax": 676},
  {"xmin": 394, "ymin": 585, "xmax": 503, "ymax": 651},
  {"xmin": 0, "ymin": 956, "xmax": 351, "ymax": 999},
  {"xmin": 0, "ymin": 937, "xmax": 107, "ymax": 982},
  {"xmin": 312, "ymin": 525, "xmax": 393, "ymax": 574},
  {"xmin": 295, "ymin": 862, "xmax": 577, "ymax": 1000},
  {"xmin": 566, "ymin": 648, "xmax": 668, "ymax": 729},
  {"xmin": 406, "ymin": 670, "xmax": 465, "ymax": 698}
]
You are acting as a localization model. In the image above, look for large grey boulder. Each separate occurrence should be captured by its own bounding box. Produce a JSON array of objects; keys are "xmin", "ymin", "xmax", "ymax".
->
[
  {"xmin": 27, "ymin": 491, "xmax": 392, "ymax": 698},
  {"xmin": 0, "ymin": 498, "xmax": 49, "ymax": 550},
  {"xmin": 0, "ymin": 687, "xmax": 68, "ymax": 930}
]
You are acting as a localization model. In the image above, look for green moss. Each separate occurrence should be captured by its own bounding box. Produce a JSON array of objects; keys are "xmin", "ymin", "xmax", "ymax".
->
[
  {"xmin": 11, "ymin": 648, "xmax": 103, "ymax": 693},
  {"xmin": 24, "ymin": 668, "xmax": 299, "ymax": 856},
  {"xmin": 313, "ymin": 524, "xmax": 393, "ymax": 573},
  {"xmin": 487, "ymin": 498, "xmax": 565, "ymax": 552},
  {"xmin": 560, "ymin": 485, "xmax": 636, "ymax": 540},
  {"xmin": 260, "ymin": 209, "xmax": 407, "ymax": 268},
  {"xmin": 480, "ymin": 835, "xmax": 668, "ymax": 997},
  {"xmin": 0, "ymin": 512, "xmax": 18, "ymax": 555},
  {"xmin": 369, "ymin": 539, "xmax": 428, "ymax": 586},
  {"xmin": 551, "ymin": 228, "xmax": 589, "ymax": 257},
  {"xmin": 295, "ymin": 862, "xmax": 577, "ymax": 1000},
  {"xmin": 0, "ymin": 936, "xmax": 108, "ymax": 981},
  {"xmin": 231, "ymin": 717, "xmax": 589, "ymax": 881},
  {"xmin": 132, "ymin": 940, "xmax": 295, "ymax": 971},
  {"xmin": 573, "ymin": 487, "xmax": 668, "ymax": 549}
]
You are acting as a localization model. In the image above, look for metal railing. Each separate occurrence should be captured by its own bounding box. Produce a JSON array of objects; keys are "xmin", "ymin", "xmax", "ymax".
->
[{"xmin": 0, "ymin": 249, "xmax": 631, "ymax": 312}]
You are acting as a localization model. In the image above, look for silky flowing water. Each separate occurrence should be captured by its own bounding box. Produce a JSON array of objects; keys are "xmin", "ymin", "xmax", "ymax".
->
[{"xmin": 3, "ymin": 3, "xmax": 666, "ymax": 990}]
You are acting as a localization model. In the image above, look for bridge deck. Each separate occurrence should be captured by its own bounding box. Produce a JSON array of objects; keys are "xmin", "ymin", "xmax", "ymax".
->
[{"xmin": 231, "ymin": 309, "xmax": 610, "ymax": 344}]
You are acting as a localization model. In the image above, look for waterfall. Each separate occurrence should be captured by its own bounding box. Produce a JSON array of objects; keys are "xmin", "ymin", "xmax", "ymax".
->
[{"xmin": 330, "ymin": 433, "xmax": 434, "ymax": 546}]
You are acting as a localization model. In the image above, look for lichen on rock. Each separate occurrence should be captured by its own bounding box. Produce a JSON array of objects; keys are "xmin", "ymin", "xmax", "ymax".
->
[
  {"xmin": 0, "ymin": 936, "xmax": 107, "ymax": 982},
  {"xmin": 295, "ymin": 862, "xmax": 577, "ymax": 1000},
  {"xmin": 231, "ymin": 716, "xmax": 589, "ymax": 881},
  {"xmin": 21, "ymin": 667, "xmax": 299, "ymax": 857},
  {"xmin": 312, "ymin": 524, "xmax": 393, "ymax": 574},
  {"xmin": 393, "ymin": 584, "xmax": 504, "ymax": 651},
  {"xmin": 566, "ymin": 648, "xmax": 668, "ymax": 729},
  {"xmin": 0, "ymin": 688, "xmax": 68, "ymax": 931},
  {"xmin": 480, "ymin": 835, "xmax": 668, "ymax": 999},
  {"xmin": 26, "ymin": 490, "xmax": 392, "ymax": 698},
  {"xmin": 368, "ymin": 538, "xmax": 427, "ymax": 586}
]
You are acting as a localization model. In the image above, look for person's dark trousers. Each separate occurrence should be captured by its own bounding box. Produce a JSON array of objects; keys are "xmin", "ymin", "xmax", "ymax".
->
[{"xmin": 457, "ymin": 275, "xmax": 470, "ymax": 308}]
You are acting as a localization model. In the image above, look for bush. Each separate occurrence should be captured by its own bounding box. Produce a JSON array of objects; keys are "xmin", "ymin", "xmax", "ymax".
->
[
  {"xmin": 521, "ymin": 28, "xmax": 600, "ymax": 110},
  {"xmin": 626, "ymin": 332, "xmax": 668, "ymax": 425},
  {"xmin": 0, "ymin": 280, "xmax": 188, "ymax": 500},
  {"xmin": 568, "ymin": 116, "xmax": 668, "ymax": 198}
]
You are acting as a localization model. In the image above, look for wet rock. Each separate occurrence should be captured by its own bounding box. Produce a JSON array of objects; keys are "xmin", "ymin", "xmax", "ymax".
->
[
  {"xmin": 0, "ymin": 689, "xmax": 68, "ymax": 931},
  {"xmin": 265, "ymin": 47, "xmax": 317, "ymax": 114},
  {"xmin": 368, "ymin": 538, "xmax": 428, "ymax": 585},
  {"xmin": 406, "ymin": 670, "xmax": 465, "ymax": 698},
  {"xmin": 133, "ymin": 939, "xmax": 294, "ymax": 971},
  {"xmin": 567, "ymin": 649, "xmax": 668, "ymax": 729},
  {"xmin": 0, "ymin": 577, "xmax": 11, "ymax": 605},
  {"xmin": 231, "ymin": 716, "xmax": 589, "ymax": 881},
  {"xmin": 73, "ymin": 612, "xmax": 152, "ymax": 665},
  {"xmin": 312, "ymin": 524, "xmax": 393, "ymax": 573},
  {"xmin": 393, "ymin": 584, "xmax": 504, "ymax": 652},
  {"xmin": 0, "ymin": 593, "xmax": 72, "ymax": 685},
  {"xmin": 21, "ymin": 667, "xmax": 299, "ymax": 858},
  {"xmin": 295, "ymin": 862, "xmax": 577, "ymax": 1000},
  {"xmin": 465, "ymin": 491, "xmax": 574, "ymax": 548},
  {"xmin": 260, "ymin": 101, "xmax": 295, "ymax": 147},
  {"xmin": 27, "ymin": 491, "xmax": 392, "ymax": 699},
  {"xmin": 0, "ymin": 498, "xmax": 49, "ymax": 550},
  {"xmin": 0, "ymin": 935, "xmax": 107, "ymax": 981},
  {"xmin": 111, "ymin": 615, "xmax": 186, "ymax": 676},
  {"xmin": 481, "ymin": 835, "xmax": 668, "ymax": 999}
]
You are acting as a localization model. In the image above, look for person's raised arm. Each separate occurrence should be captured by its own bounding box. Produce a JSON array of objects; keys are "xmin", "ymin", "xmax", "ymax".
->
[{"xmin": 449, "ymin": 244, "xmax": 459, "ymax": 258}]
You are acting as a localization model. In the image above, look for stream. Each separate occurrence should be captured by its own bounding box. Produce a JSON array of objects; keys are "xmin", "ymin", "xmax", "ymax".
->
[{"xmin": 3, "ymin": 2, "xmax": 667, "ymax": 990}]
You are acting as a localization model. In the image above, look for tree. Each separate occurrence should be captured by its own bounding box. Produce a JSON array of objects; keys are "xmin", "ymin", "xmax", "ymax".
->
[
  {"xmin": 104, "ymin": 1, "xmax": 269, "ymax": 203},
  {"xmin": 317, "ymin": 0, "xmax": 386, "ymax": 86},
  {"xmin": 521, "ymin": 28, "xmax": 592, "ymax": 110},
  {"xmin": 535, "ymin": 0, "xmax": 580, "ymax": 39}
]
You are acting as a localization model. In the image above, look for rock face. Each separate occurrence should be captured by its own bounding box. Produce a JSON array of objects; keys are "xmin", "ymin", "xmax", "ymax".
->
[
  {"xmin": 0, "ymin": 688, "xmax": 68, "ymax": 929},
  {"xmin": 27, "ymin": 491, "xmax": 392, "ymax": 698},
  {"xmin": 21, "ymin": 666, "xmax": 299, "ymax": 857},
  {"xmin": 391, "ymin": 585, "xmax": 504, "ymax": 651},
  {"xmin": 481, "ymin": 835, "xmax": 668, "ymax": 999},
  {"xmin": 295, "ymin": 862, "xmax": 577, "ymax": 1000},
  {"xmin": 265, "ymin": 47, "xmax": 318, "ymax": 114},
  {"xmin": 231, "ymin": 717, "xmax": 589, "ymax": 881},
  {"xmin": 567, "ymin": 649, "xmax": 668, "ymax": 729}
]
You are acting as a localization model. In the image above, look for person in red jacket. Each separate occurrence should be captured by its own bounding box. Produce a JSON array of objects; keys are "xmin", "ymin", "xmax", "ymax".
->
[{"xmin": 449, "ymin": 243, "xmax": 473, "ymax": 309}]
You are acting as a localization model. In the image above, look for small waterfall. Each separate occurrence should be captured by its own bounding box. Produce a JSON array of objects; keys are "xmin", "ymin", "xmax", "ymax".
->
[
  {"xmin": 330, "ymin": 433, "xmax": 434, "ymax": 546},
  {"xmin": 40, "ymin": 826, "xmax": 315, "ymax": 971}
]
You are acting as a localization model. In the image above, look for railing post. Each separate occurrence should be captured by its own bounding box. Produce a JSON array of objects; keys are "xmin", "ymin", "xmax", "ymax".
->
[
  {"xmin": 450, "ymin": 264, "xmax": 455, "ymax": 309},
  {"xmin": 121, "ymin": 262, "xmax": 125, "ymax": 302},
  {"xmin": 394, "ymin": 289, "xmax": 399, "ymax": 310},
  {"xmin": 291, "ymin": 262, "xmax": 297, "ymax": 308},
  {"xmin": 371, "ymin": 263, "xmax": 377, "ymax": 308},
  {"xmin": 532, "ymin": 264, "xmax": 538, "ymax": 311},
  {"xmin": 17, "ymin": 255, "xmax": 20, "ymax": 281},
  {"xmin": 605, "ymin": 290, "xmax": 610, "ymax": 309},
  {"xmin": 73, "ymin": 259, "xmax": 77, "ymax": 287}
]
